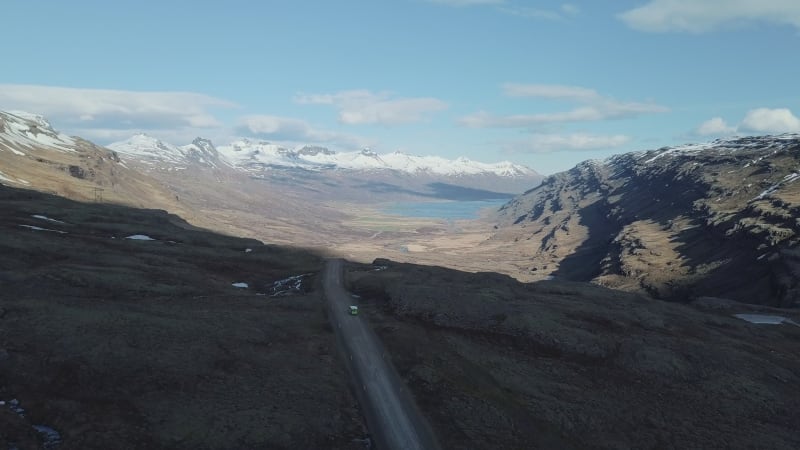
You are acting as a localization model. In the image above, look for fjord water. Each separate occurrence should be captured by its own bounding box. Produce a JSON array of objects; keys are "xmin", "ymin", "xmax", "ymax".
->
[{"xmin": 381, "ymin": 199, "xmax": 508, "ymax": 220}]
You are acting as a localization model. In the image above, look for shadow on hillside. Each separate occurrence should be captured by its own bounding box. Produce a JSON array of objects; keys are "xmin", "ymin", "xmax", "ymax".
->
[
  {"xmin": 551, "ymin": 169, "xmax": 705, "ymax": 283},
  {"xmin": 550, "ymin": 162, "xmax": 798, "ymax": 306},
  {"xmin": 549, "ymin": 200, "xmax": 619, "ymax": 280},
  {"xmin": 0, "ymin": 183, "xmax": 325, "ymax": 300}
]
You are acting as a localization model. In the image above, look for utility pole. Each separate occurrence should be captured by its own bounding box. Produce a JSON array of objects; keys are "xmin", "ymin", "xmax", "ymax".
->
[{"xmin": 92, "ymin": 187, "xmax": 104, "ymax": 202}]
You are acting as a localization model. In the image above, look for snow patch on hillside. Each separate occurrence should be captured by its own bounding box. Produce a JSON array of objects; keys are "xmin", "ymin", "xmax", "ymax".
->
[
  {"xmin": 639, "ymin": 134, "xmax": 800, "ymax": 166},
  {"xmin": 0, "ymin": 110, "xmax": 76, "ymax": 152}
]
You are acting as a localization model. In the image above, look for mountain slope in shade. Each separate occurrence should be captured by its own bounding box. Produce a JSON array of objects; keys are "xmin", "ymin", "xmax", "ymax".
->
[{"xmin": 494, "ymin": 135, "xmax": 800, "ymax": 307}]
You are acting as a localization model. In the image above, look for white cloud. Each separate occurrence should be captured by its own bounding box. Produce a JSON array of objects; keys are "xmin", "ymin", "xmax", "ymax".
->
[
  {"xmin": 460, "ymin": 84, "xmax": 667, "ymax": 128},
  {"xmin": 428, "ymin": 0, "xmax": 579, "ymax": 20},
  {"xmin": 692, "ymin": 108, "xmax": 800, "ymax": 137},
  {"xmin": 0, "ymin": 84, "xmax": 240, "ymax": 145},
  {"xmin": 294, "ymin": 90, "xmax": 448, "ymax": 125},
  {"xmin": 502, "ymin": 83, "xmax": 600, "ymax": 102},
  {"xmin": 619, "ymin": 0, "xmax": 800, "ymax": 33},
  {"xmin": 427, "ymin": 0, "xmax": 505, "ymax": 6},
  {"xmin": 739, "ymin": 108, "xmax": 800, "ymax": 133},
  {"xmin": 504, "ymin": 133, "xmax": 631, "ymax": 153},
  {"xmin": 562, "ymin": 4, "xmax": 580, "ymax": 15},
  {"xmin": 695, "ymin": 117, "xmax": 735, "ymax": 136},
  {"xmin": 499, "ymin": 7, "xmax": 561, "ymax": 20},
  {"xmin": 499, "ymin": 3, "xmax": 581, "ymax": 20},
  {"xmin": 238, "ymin": 115, "xmax": 370, "ymax": 148},
  {"xmin": 0, "ymin": 84, "xmax": 236, "ymax": 134}
]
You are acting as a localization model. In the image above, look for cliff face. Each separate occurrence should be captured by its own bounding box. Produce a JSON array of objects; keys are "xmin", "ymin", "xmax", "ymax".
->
[{"xmin": 495, "ymin": 135, "xmax": 800, "ymax": 307}]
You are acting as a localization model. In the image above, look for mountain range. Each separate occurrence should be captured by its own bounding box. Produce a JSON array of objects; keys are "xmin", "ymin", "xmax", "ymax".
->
[{"xmin": 107, "ymin": 133, "xmax": 536, "ymax": 178}]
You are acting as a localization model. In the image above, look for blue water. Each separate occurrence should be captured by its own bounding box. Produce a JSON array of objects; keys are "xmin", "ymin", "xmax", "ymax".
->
[{"xmin": 381, "ymin": 199, "xmax": 509, "ymax": 220}]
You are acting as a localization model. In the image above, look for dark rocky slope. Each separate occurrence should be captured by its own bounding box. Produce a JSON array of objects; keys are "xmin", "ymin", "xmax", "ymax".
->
[
  {"xmin": 0, "ymin": 185, "xmax": 366, "ymax": 449},
  {"xmin": 494, "ymin": 135, "xmax": 800, "ymax": 307},
  {"xmin": 347, "ymin": 259, "xmax": 800, "ymax": 450}
]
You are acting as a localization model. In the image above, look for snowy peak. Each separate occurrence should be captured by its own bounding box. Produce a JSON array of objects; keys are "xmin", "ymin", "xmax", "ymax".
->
[
  {"xmin": 618, "ymin": 134, "xmax": 800, "ymax": 167},
  {"xmin": 7, "ymin": 111, "xmax": 54, "ymax": 130},
  {"xmin": 109, "ymin": 134, "xmax": 185, "ymax": 164},
  {"xmin": 359, "ymin": 148, "xmax": 379, "ymax": 158},
  {"xmin": 297, "ymin": 145, "xmax": 335, "ymax": 157},
  {"xmin": 217, "ymin": 139, "xmax": 537, "ymax": 177},
  {"xmin": 109, "ymin": 134, "xmax": 226, "ymax": 169},
  {"xmin": 0, "ymin": 110, "xmax": 76, "ymax": 153},
  {"xmin": 1, "ymin": 108, "xmax": 538, "ymax": 179},
  {"xmin": 180, "ymin": 137, "xmax": 224, "ymax": 167}
]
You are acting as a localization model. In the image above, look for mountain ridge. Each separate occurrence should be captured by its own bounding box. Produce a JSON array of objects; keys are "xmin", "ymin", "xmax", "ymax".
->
[
  {"xmin": 494, "ymin": 134, "xmax": 800, "ymax": 306},
  {"xmin": 105, "ymin": 133, "xmax": 538, "ymax": 178}
]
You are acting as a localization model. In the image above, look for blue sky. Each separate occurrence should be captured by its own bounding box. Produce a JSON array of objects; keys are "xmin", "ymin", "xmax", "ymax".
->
[{"xmin": 2, "ymin": 0, "xmax": 799, "ymax": 174}]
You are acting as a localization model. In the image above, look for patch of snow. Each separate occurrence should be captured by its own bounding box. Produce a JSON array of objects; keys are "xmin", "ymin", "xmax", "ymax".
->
[
  {"xmin": 125, "ymin": 234, "xmax": 156, "ymax": 241},
  {"xmin": 0, "ymin": 169, "xmax": 22, "ymax": 184},
  {"xmin": 19, "ymin": 224, "xmax": 66, "ymax": 234},
  {"xmin": 3, "ymin": 398, "xmax": 62, "ymax": 449},
  {"xmin": 733, "ymin": 314, "xmax": 798, "ymax": 325},
  {"xmin": 108, "ymin": 134, "xmax": 225, "ymax": 169},
  {"xmin": 32, "ymin": 425, "xmax": 62, "ymax": 449},
  {"xmin": 751, "ymin": 172, "xmax": 799, "ymax": 201},
  {"xmin": 268, "ymin": 273, "xmax": 311, "ymax": 297},
  {"xmin": 232, "ymin": 282, "xmax": 249, "ymax": 288},
  {"xmin": 7, "ymin": 398, "xmax": 25, "ymax": 416},
  {"xmin": 1, "ymin": 111, "xmax": 76, "ymax": 152},
  {"xmin": 10, "ymin": 148, "xmax": 25, "ymax": 156},
  {"xmin": 32, "ymin": 214, "xmax": 66, "ymax": 224},
  {"xmin": 244, "ymin": 248, "xmax": 252, "ymax": 253}
]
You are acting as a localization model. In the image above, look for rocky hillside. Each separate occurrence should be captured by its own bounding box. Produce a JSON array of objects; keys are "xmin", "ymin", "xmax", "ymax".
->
[
  {"xmin": 347, "ymin": 259, "xmax": 800, "ymax": 449},
  {"xmin": 0, "ymin": 111, "xmax": 186, "ymax": 213},
  {"xmin": 495, "ymin": 135, "xmax": 800, "ymax": 307}
]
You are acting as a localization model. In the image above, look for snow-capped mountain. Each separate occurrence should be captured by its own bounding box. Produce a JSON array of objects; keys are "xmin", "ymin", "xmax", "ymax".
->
[
  {"xmin": 2, "ymin": 109, "xmax": 542, "ymax": 205},
  {"xmin": 109, "ymin": 135, "xmax": 537, "ymax": 178},
  {"xmin": 108, "ymin": 134, "xmax": 226, "ymax": 169},
  {"xmin": 164, "ymin": 137, "xmax": 538, "ymax": 178},
  {"xmin": 0, "ymin": 110, "xmax": 77, "ymax": 154},
  {"xmin": 108, "ymin": 134, "xmax": 543, "ymax": 198}
]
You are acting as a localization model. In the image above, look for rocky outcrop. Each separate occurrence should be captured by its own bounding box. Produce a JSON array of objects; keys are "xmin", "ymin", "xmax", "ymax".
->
[{"xmin": 496, "ymin": 135, "xmax": 800, "ymax": 307}]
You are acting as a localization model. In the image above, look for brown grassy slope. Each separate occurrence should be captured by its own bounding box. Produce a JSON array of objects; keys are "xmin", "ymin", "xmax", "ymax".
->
[
  {"xmin": 0, "ymin": 185, "xmax": 365, "ymax": 450},
  {"xmin": 347, "ymin": 259, "xmax": 800, "ymax": 450}
]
